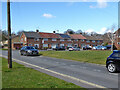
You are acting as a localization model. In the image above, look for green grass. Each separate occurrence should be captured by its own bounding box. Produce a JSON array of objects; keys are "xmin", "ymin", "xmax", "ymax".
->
[
  {"xmin": 0, "ymin": 48, "xmax": 8, "ymax": 50},
  {"xmin": 2, "ymin": 57, "xmax": 84, "ymax": 88},
  {"xmin": 39, "ymin": 50, "xmax": 112, "ymax": 65}
]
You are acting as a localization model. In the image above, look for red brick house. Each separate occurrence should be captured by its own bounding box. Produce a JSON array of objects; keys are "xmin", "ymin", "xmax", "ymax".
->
[
  {"xmin": 114, "ymin": 28, "xmax": 120, "ymax": 50},
  {"xmin": 83, "ymin": 36, "xmax": 103, "ymax": 47},
  {"xmin": 20, "ymin": 30, "xmax": 103, "ymax": 49}
]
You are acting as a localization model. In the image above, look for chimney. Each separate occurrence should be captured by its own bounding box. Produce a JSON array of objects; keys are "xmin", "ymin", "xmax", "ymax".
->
[
  {"xmin": 53, "ymin": 31, "xmax": 56, "ymax": 34},
  {"xmin": 36, "ymin": 29, "xmax": 39, "ymax": 33}
]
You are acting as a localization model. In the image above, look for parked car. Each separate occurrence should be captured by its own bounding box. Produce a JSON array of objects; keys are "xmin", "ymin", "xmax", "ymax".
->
[
  {"xmin": 93, "ymin": 46, "xmax": 107, "ymax": 50},
  {"xmin": 83, "ymin": 45, "xmax": 92, "ymax": 50},
  {"xmin": 73, "ymin": 47, "xmax": 80, "ymax": 51},
  {"xmin": 20, "ymin": 46, "xmax": 39, "ymax": 56},
  {"xmin": 68, "ymin": 47, "xmax": 74, "ymax": 51},
  {"xmin": 68, "ymin": 47, "xmax": 80, "ymax": 51},
  {"xmin": 106, "ymin": 50, "xmax": 120, "ymax": 73},
  {"xmin": 54, "ymin": 46, "xmax": 66, "ymax": 51}
]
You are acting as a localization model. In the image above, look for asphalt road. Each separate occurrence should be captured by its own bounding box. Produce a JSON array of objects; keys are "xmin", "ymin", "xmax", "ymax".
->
[{"xmin": 1, "ymin": 50, "xmax": 119, "ymax": 89}]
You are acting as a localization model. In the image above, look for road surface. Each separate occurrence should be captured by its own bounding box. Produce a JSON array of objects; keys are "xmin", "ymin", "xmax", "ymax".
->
[{"xmin": 1, "ymin": 50, "xmax": 119, "ymax": 89}]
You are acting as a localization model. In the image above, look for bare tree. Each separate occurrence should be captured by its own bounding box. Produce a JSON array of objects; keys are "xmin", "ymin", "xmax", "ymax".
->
[{"xmin": 106, "ymin": 24, "xmax": 116, "ymax": 51}]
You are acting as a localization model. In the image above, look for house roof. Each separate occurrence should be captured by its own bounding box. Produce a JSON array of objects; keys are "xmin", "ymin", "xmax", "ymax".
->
[
  {"xmin": 23, "ymin": 32, "xmax": 41, "ymax": 38},
  {"xmin": 70, "ymin": 34, "xmax": 86, "ymax": 39},
  {"xmin": 58, "ymin": 34, "xmax": 71, "ymax": 39},
  {"xmin": 12, "ymin": 35, "xmax": 21, "ymax": 43},
  {"xmin": 39, "ymin": 32, "xmax": 59, "ymax": 38},
  {"xmin": 84, "ymin": 36, "xmax": 103, "ymax": 40}
]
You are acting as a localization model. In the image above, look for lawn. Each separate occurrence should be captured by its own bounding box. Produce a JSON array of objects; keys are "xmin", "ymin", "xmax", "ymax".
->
[
  {"xmin": 0, "ymin": 48, "xmax": 8, "ymax": 50},
  {"xmin": 1, "ymin": 57, "xmax": 84, "ymax": 88},
  {"xmin": 39, "ymin": 50, "xmax": 112, "ymax": 65}
]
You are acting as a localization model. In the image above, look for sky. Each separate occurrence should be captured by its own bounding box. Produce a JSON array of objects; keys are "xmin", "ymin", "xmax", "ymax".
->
[{"xmin": 1, "ymin": 1, "xmax": 118, "ymax": 34}]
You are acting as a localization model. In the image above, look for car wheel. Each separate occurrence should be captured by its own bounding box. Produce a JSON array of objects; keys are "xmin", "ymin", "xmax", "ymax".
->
[
  {"xmin": 20, "ymin": 52, "xmax": 23, "ymax": 55},
  {"xmin": 107, "ymin": 63, "xmax": 117, "ymax": 73}
]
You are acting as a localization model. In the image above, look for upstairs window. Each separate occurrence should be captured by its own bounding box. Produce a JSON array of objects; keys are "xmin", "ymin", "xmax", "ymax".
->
[
  {"xmin": 52, "ymin": 38, "xmax": 57, "ymax": 41},
  {"xmin": 43, "ymin": 38, "xmax": 48, "ymax": 41},
  {"xmin": 67, "ymin": 39, "xmax": 71, "ymax": 41},
  {"xmin": 86, "ymin": 40, "xmax": 90, "ymax": 43},
  {"xmin": 60, "ymin": 39, "xmax": 64, "ymax": 41},
  {"xmin": 81, "ymin": 39, "xmax": 84, "ymax": 42},
  {"xmin": 25, "ymin": 37, "xmax": 26, "ymax": 41},
  {"xmin": 34, "ymin": 38, "xmax": 39, "ymax": 41},
  {"xmin": 74, "ymin": 39, "xmax": 78, "ymax": 41},
  {"xmin": 97, "ymin": 40, "xmax": 100, "ymax": 43}
]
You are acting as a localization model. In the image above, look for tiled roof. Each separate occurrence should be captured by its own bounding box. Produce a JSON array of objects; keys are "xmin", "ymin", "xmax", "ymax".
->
[
  {"xmin": 84, "ymin": 36, "xmax": 103, "ymax": 40},
  {"xmin": 58, "ymin": 34, "xmax": 71, "ymax": 39},
  {"xmin": 24, "ymin": 32, "xmax": 41, "ymax": 38},
  {"xmin": 70, "ymin": 34, "xmax": 86, "ymax": 39},
  {"xmin": 39, "ymin": 32, "xmax": 59, "ymax": 38}
]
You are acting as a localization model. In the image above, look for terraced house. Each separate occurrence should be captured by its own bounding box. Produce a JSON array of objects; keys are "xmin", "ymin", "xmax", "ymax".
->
[
  {"xmin": 20, "ymin": 30, "xmax": 103, "ymax": 49},
  {"xmin": 114, "ymin": 28, "xmax": 120, "ymax": 50}
]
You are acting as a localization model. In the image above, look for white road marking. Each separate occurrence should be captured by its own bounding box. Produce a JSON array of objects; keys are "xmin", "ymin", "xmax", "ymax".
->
[
  {"xmin": 109, "ymin": 73, "xmax": 118, "ymax": 76},
  {"xmin": 93, "ymin": 69, "xmax": 101, "ymax": 72},
  {"xmin": 1, "ymin": 55, "xmax": 110, "ymax": 89}
]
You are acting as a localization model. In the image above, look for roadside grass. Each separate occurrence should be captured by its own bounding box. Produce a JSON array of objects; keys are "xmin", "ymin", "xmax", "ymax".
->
[
  {"xmin": 2, "ymin": 57, "xmax": 84, "ymax": 88},
  {"xmin": 39, "ymin": 50, "xmax": 112, "ymax": 65},
  {"xmin": 0, "ymin": 48, "xmax": 8, "ymax": 50}
]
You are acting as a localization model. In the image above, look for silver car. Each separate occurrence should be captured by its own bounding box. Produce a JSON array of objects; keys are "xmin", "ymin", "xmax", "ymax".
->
[{"xmin": 93, "ymin": 46, "xmax": 107, "ymax": 50}]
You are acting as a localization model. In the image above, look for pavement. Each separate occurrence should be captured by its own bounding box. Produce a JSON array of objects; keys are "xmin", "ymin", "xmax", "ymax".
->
[{"xmin": 0, "ymin": 50, "xmax": 119, "ymax": 89}]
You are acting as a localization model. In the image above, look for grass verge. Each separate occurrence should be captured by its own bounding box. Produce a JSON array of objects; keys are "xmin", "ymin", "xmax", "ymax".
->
[
  {"xmin": 39, "ymin": 50, "xmax": 112, "ymax": 65},
  {"xmin": 2, "ymin": 57, "xmax": 84, "ymax": 88}
]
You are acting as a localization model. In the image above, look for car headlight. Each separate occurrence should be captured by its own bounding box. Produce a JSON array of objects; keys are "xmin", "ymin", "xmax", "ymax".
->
[{"xmin": 28, "ymin": 50, "xmax": 32, "ymax": 53}]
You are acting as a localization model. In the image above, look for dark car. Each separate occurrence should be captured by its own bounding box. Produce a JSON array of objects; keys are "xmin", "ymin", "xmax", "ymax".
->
[
  {"xmin": 83, "ymin": 45, "xmax": 92, "ymax": 50},
  {"xmin": 20, "ymin": 46, "xmax": 39, "ymax": 56},
  {"xmin": 54, "ymin": 46, "xmax": 66, "ymax": 51},
  {"xmin": 106, "ymin": 50, "xmax": 120, "ymax": 73}
]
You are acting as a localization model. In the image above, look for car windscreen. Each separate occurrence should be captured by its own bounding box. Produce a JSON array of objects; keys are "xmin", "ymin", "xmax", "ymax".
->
[
  {"xmin": 111, "ymin": 53, "xmax": 120, "ymax": 58},
  {"xmin": 27, "ymin": 47, "xmax": 35, "ymax": 49}
]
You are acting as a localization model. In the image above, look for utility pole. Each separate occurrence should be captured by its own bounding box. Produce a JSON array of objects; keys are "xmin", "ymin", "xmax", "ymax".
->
[{"xmin": 7, "ymin": 0, "xmax": 12, "ymax": 68}]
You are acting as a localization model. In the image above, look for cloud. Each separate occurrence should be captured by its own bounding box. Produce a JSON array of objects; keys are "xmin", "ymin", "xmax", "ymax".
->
[
  {"xmin": 85, "ymin": 29, "xmax": 94, "ymax": 33},
  {"xmin": 90, "ymin": 0, "xmax": 107, "ymax": 8},
  {"xmin": 97, "ymin": 27, "xmax": 107, "ymax": 34},
  {"xmin": 85, "ymin": 27, "xmax": 108, "ymax": 34},
  {"xmin": 42, "ymin": 13, "xmax": 56, "ymax": 18}
]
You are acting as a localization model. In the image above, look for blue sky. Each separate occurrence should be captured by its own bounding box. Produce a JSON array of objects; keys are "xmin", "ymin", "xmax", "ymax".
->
[{"xmin": 2, "ymin": 2, "xmax": 118, "ymax": 34}]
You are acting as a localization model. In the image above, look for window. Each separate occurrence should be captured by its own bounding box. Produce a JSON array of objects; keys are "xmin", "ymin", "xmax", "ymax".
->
[
  {"xmin": 112, "ymin": 53, "xmax": 120, "ymax": 58},
  {"xmin": 97, "ymin": 40, "xmax": 100, "ymax": 43},
  {"xmin": 67, "ymin": 39, "xmax": 71, "ymax": 41},
  {"xmin": 28, "ymin": 44, "xmax": 32, "ymax": 46},
  {"xmin": 92, "ymin": 40, "xmax": 95, "ymax": 43},
  {"xmin": 52, "ymin": 38, "xmax": 56, "ymax": 41},
  {"xmin": 60, "ymin": 39, "xmax": 64, "ymax": 41},
  {"xmin": 34, "ymin": 44, "xmax": 39, "ymax": 48},
  {"xmin": 60, "ymin": 44, "xmax": 64, "ymax": 47},
  {"xmin": 74, "ymin": 39, "xmax": 78, "ymax": 41},
  {"xmin": 43, "ymin": 38, "xmax": 48, "ymax": 41},
  {"xmin": 21, "ymin": 38, "xmax": 23, "ymax": 41},
  {"xmin": 86, "ymin": 40, "xmax": 90, "ymax": 43},
  {"xmin": 25, "ymin": 37, "xmax": 26, "ymax": 41},
  {"xmin": 34, "ymin": 38, "xmax": 39, "ymax": 41},
  {"xmin": 43, "ymin": 44, "xmax": 48, "ymax": 47},
  {"xmin": 81, "ymin": 39, "xmax": 84, "ymax": 42},
  {"xmin": 117, "ymin": 42, "xmax": 120, "ymax": 45}
]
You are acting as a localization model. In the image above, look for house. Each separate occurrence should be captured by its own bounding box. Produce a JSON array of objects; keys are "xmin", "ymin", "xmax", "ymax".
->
[
  {"xmin": 83, "ymin": 36, "xmax": 103, "ymax": 47},
  {"xmin": 114, "ymin": 28, "xmax": 120, "ymax": 50},
  {"xmin": 12, "ymin": 35, "xmax": 23, "ymax": 49},
  {"xmin": 69, "ymin": 34, "xmax": 86, "ymax": 48},
  {"xmin": 20, "ymin": 30, "xmax": 41, "ymax": 49},
  {"xmin": 20, "ymin": 30, "xmax": 104, "ymax": 49}
]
